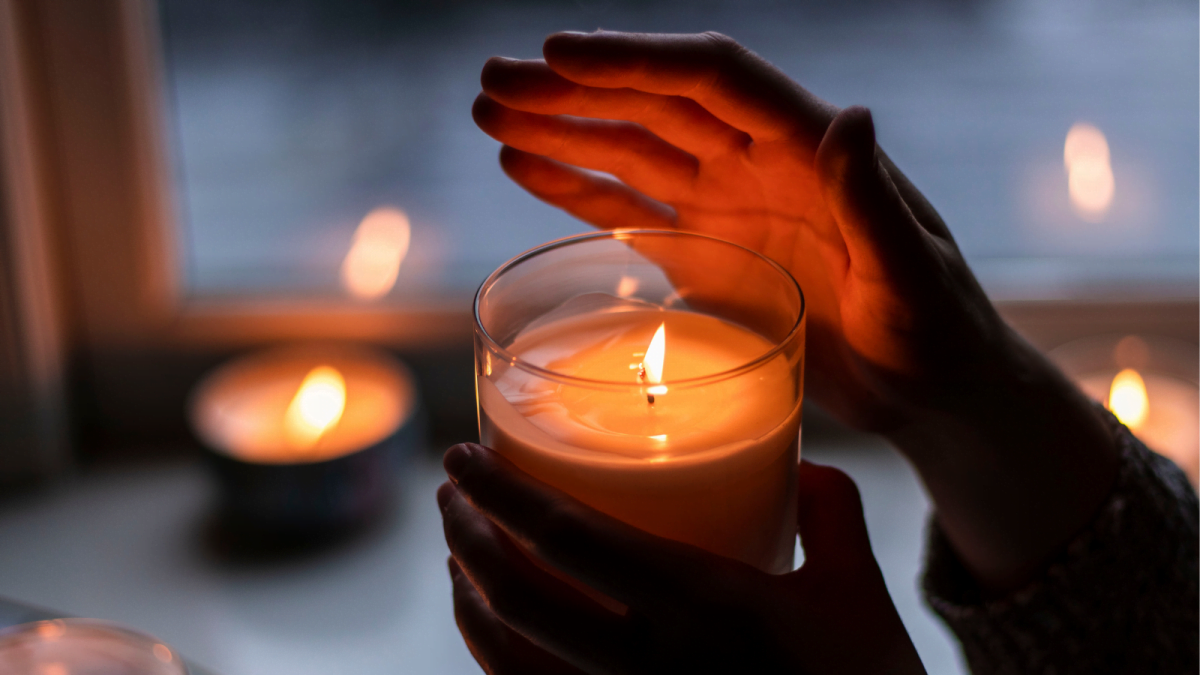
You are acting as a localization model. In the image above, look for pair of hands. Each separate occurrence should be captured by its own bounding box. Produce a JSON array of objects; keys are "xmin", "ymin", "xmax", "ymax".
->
[
  {"xmin": 471, "ymin": 31, "xmax": 1003, "ymax": 436},
  {"xmin": 440, "ymin": 29, "xmax": 1117, "ymax": 673},
  {"xmin": 439, "ymin": 443, "xmax": 926, "ymax": 675}
]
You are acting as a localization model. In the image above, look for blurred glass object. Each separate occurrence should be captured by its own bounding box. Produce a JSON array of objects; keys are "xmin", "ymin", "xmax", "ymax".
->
[
  {"xmin": 157, "ymin": 0, "xmax": 1199, "ymax": 302},
  {"xmin": 0, "ymin": 619, "xmax": 187, "ymax": 674}
]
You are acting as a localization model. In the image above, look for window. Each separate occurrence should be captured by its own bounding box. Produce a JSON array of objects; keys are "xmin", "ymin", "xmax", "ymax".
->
[{"xmin": 158, "ymin": 0, "xmax": 1198, "ymax": 304}]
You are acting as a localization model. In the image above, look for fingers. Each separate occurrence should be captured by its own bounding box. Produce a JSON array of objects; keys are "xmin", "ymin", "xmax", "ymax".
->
[
  {"xmin": 795, "ymin": 460, "xmax": 876, "ymax": 567},
  {"xmin": 443, "ymin": 443, "xmax": 744, "ymax": 609},
  {"xmin": 814, "ymin": 106, "xmax": 936, "ymax": 289},
  {"xmin": 439, "ymin": 481, "xmax": 633, "ymax": 671},
  {"xmin": 473, "ymin": 93, "xmax": 698, "ymax": 203},
  {"xmin": 499, "ymin": 146, "xmax": 676, "ymax": 230},
  {"xmin": 542, "ymin": 31, "xmax": 838, "ymax": 145},
  {"xmin": 450, "ymin": 558, "xmax": 590, "ymax": 675},
  {"xmin": 482, "ymin": 57, "xmax": 751, "ymax": 159}
]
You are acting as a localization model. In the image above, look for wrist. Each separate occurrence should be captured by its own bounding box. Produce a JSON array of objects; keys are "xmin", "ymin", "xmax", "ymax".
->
[{"xmin": 885, "ymin": 328, "xmax": 1121, "ymax": 592}]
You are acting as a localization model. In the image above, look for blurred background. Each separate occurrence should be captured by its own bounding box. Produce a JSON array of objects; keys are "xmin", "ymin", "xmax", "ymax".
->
[{"xmin": 0, "ymin": 1, "xmax": 1195, "ymax": 674}]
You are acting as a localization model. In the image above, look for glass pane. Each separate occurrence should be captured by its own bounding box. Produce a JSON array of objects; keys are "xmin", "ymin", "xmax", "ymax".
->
[{"xmin": 158, "ymin": 0, "xmax": 1198, "ymax": 302}]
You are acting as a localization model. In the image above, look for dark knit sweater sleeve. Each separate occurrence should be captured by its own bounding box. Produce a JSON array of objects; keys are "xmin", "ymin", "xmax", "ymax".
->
[{"xmin": 921, "ymin": 412, "xmax": 1199, "ymax": 675}]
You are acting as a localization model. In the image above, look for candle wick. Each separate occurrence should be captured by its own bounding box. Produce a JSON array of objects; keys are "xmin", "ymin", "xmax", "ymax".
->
[{"xmin": 637, "ymin": 363, "xmax": 654, "ymax": 405}]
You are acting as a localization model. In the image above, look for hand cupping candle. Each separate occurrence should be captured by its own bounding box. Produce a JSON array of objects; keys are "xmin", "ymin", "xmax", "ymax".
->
[{"xmin": 474, "ymin": 231, "xmax": 805, "ymax": 573}]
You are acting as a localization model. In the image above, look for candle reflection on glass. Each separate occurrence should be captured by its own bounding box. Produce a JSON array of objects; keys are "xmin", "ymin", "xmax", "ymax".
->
[{"xmin": 341, "ymin": 206, "xmax": 411, "ymax": 300}]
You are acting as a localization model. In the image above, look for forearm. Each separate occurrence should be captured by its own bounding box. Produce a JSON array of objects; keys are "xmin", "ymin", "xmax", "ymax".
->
[
  {"xmin": 888, "ymin": 329, "xmax": 1120, "ymax": 594},
  {"xmin": 923, "ymin": 422, "xmax": 1199, "ymax": 674}
]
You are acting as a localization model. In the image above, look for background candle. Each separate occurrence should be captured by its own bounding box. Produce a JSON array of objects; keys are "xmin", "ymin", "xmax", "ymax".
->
[
  {"xmin": 0, "ymin": 619, "xmax": 186, "ymax": 675},
  {"xmin": 1052, "ymin": 334, "xmax": 1199, "ymax": 486},
  {"xmin": 475, "ymin": 231, "xmax": 805, "ymax": 573},
  {"xmin": 189, "ymin": 344, "xmax": 420, "ymax": 534}
]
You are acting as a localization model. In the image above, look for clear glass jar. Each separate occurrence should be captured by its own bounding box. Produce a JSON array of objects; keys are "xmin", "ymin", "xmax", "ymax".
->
[
  {"xmin": 0, "ymin": 619, "xmax": 187, "ymax": 674},
  {"xmin": 474, "ymin": 230, "xmax": 805, "ymax": 573}
]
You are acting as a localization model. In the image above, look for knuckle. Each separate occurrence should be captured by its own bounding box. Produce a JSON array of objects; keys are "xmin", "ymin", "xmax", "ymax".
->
[
  {"xmin": 448, "ymin": 519, "xmax": 490, "ymax": 562},
  {"xmin": 700, "ymin": 31, "xmax": 739, "ymax": 54},
  {"xmin": 456, "ymin": 449, "xmax": 499, "ymax": 492},
  {"xmin": 534, "ymin": 499, "xmax": 589, "ymax": 554},
  {"xmin": 478, "ymin": 568, "xmax": 527, "ymax": 625},
  {"xmin": 825, "ymin": 466, "xmax": 864, "ymax": 503}
]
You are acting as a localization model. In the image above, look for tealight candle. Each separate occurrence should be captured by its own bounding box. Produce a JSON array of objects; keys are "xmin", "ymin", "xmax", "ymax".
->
[
  {"xmin": 1052, "ymin": 334, "xmax": 1199, "ymax": 486},
  {"xmin": 475, "ymin": 231, "xmax": 805, "ymax": 574},
  {"xmin": 0, "ymin": 619, "xmax": 185, "ymax": 675},
  {"xmin": 189, "ymin": 344, "xmax": 420, "ymax": 534}
]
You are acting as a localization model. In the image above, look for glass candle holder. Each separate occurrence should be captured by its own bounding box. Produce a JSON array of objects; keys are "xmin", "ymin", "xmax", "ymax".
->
[
  {"xmin": 0, "ymin": 619, "xmax": 187, "ymax": 674},
  {"xmin": 474, "ymin": 230, "xmax": 805, "ymax": 573},
  {"xmin": 188, "ymin": 343, "xmax": 421, "ymax": 537},
  {"xmin": 1050, "ymin": 333, "xmax": 1199, "ymax": 486}
]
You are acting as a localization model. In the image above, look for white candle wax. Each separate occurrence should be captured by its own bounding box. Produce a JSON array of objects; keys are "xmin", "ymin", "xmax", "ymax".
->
[{"xmin": 479, "ymin": 308, "xmax": 801, "ymax": 573}]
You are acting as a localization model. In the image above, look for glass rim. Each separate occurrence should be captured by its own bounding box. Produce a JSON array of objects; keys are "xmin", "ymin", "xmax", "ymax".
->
[
  {"xmin": 473, "ymin": 229, "xmax": 805, "ymax": 388},
  {"xmin": 0, "ymin": 618, "xmax": 186, "ymax": 671}
]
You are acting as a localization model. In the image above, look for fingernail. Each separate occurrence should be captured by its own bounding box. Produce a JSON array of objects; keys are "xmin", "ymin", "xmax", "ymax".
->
[
  {"xmin": 443, "ymin": 444, "xmax": 472, "ymax": 482},
  {"xmin": 436, "ymin": 482, "xmax": 455, "ymax": 510}
]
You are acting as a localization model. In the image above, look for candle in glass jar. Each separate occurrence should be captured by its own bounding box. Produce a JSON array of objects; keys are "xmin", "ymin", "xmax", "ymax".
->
[
  {"xmin": 480, "ymin": 307, "xmax": 801, "ymax": 573},
  {"xmin": 189, "ymin": 344, "xmax": 419, "ymax": 533},
  {"xmin": 1052, "ymin": 334, "xmax": 1199, "ymax": 488},
  {"xmin": 191, "ymin": 346, "xmax": 414, "ymax": 464},
  {"xmin": 1079, "ymin": 367, "xmax": 1199, "ymax": 485}
]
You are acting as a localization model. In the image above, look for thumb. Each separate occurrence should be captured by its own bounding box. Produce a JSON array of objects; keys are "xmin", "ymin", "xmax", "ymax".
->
[
  {"xmin": 795, "ymin": 460, "xmax": 876, "ymax": 566},
  {"xmin": 815, "ymin": 106, "xmax": 934, "ymax": 289}
]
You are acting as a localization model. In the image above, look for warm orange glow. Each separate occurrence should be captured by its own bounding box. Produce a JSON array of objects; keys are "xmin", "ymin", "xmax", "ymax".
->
[
  {"xmin": 41, "ymin": 664, "xmax": 67, "ymax": 675},
  {"xmin": 616, "ymin": 276, "xmax": 640, "ymax": 298},
  {"xmin": 284, "ymin": 366, "xmax": 347, "ymax": 449},
  {"xmin": 1064, "ymin": 123, "xmax": 1114, "ymax": 221},
  {"xmin": 153, "ymin": 644, "xmax": 174, "ymax": 663},
  {"xmin": 1108, "ymin": 368, "xmax": 1149, "ymax": 431},
  {"xmin": 36, "ymin": 621, "xmax": 65, "ymax": 640},
  {"xmin": 643, "ymin": 323, "xmax": 667, "ymax": 396},
  {"xmin": 341, "ymin": 206, "xmax": 411, "ymax": 299}
]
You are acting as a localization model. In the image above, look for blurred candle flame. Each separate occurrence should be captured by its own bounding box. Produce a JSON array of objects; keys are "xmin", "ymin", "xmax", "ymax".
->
[
  {"xmin": 1064, "ymin": 123, "xmax": 1114, "ymax": 221},
  {"xmin": 1108, "ymin": 368, "xmax": 1149, "ymax": 431},
  {"xmin": 284, "ymin": 366, "xmax": 346, "ymax": 449},
  {"xmin": 341, "ymin": 206, "xmax": 411, "ymax": 299},
  {"xmin": 643, "ymin": 323, "xmax": 668, "ymax": 396}
]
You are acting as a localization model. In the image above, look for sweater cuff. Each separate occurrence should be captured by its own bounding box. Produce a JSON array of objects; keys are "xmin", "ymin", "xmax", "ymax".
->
[{"xmin": 921, "ymin": 409, "xmax": 1199, "ymax": 674}]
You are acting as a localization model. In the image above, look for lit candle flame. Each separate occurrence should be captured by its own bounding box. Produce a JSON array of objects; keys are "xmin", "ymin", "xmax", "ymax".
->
[
  {"xmin": 341, "ymin": 206, "xmax": 411, "ymax": 299},
  {"xmin": 1108, "ymin": 368, "xmax": 1149, "ymax": 431},
  {"xmin": 643, "ymin": 323, "xmax": 668, "ymax": 398},
  {"xmin": 284, "ymin": 366, "xmax": 347, "ymax": 449},
  {"xmin": 1064, "ymin": 123, "xmax": 1114, "ymax": 221}
]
